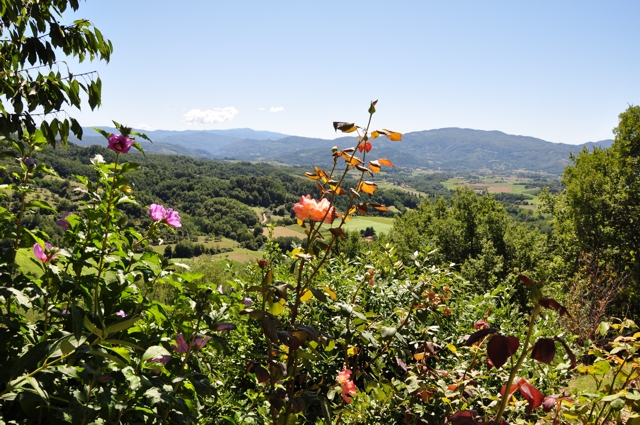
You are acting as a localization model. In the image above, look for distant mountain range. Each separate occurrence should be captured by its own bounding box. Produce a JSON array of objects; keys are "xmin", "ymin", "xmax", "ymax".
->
[{"xmin": 71, "ymin": 127, "xmax": 613, "ymax": 174}]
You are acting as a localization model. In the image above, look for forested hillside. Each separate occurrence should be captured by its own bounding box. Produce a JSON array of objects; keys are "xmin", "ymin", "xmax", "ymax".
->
[{"xmin": 0, "ymin": 143, "xmax": 430, "ymax": 250}]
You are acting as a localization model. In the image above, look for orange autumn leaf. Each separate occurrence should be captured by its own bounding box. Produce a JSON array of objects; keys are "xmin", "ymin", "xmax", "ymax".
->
[
  {"xmin": 348, "ymin": 206, "xmax": 357, "ymax": 216},
  {"xmin": 368, "ymin": 161, "xmax": 381, "ymax": 173},
  {"xmin": 378, "ymin": 158, "xmax": 394, "ymax": 167},
  {"xmin": 371, "ymin": 130, "xmax": 380, "ymax": 139},
  {"xmin": 370, "ymin": 203, "xmax": 388, "ymax": 211},
  {"xmin": 357, "ymin": 181, "xmax": 377, "ymax": 195},
  {"xmin": 305, "ymin": 172, "xmax": 320, "ymax": 180},
  {"xmin": 414, "ymin": 352, "xmax": 425, "ymax": 361},
  {"xmin": 355, "ymin": 164, "xmax": 373, "ymax": 175},
  {"xmin": 381, "ymin": 129, "xmax": 402, "ymax": 141}
]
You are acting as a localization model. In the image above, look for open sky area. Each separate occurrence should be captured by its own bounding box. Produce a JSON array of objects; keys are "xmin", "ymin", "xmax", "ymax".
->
[{"xmin": 67, "ymin": 1, "xmax": 640, "ymax": 144}]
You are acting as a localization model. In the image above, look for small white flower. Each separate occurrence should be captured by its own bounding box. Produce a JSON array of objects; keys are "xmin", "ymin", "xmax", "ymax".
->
[{"xmin": 90, "ymin": 154, "xmax": 105, "ymax": 165}]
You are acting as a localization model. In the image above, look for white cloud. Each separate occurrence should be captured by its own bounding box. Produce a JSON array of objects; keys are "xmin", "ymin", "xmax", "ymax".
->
[
  {"xmin": 270, "ymin": 106, "xmax": 284, "ymax": 113},
  {"xmin": 259, "ymin": 107, "xmax": 265, "ymax": 111},
  {"xmin": 183, "ymin": 107, "xmax": 239, "ymax": 124},
  {"xmin": 137, "ymin": 123, "xmax": 154, "ymax": 131}
]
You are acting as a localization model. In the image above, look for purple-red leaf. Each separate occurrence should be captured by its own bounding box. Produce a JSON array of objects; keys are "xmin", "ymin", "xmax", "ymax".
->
[
  {"xmin": 518, "ymin": 274, "xmax": 535, "ymax": 287},
  {"xmin": 554, "ymin": 336, "xmax": 577, "ymax": 370},
  {"xmin": 448, "ymin": 410, "xmax": 477, "ymax": 425},
  {"xmin": 518, "ymin": 379, "xmax": 545, "ymax": 413},
  {"xmin": 531, "ymin": 338, "xmax": 556, "ymax": 364},
  {"xmin": 539, "ymin": 298, "xmax": 572, "ymax": 318},
  {"xmin": 487, "ymin": 335, "xmax": 520, "ymax": 368},
  {"xmin": 213, "ymin": 322, "xmax": 237, "ymax": 331},
  {"xmin": 542, "ymin": 396, "xmax": 557, "ymax": 413},
  {"xmin": 465, "ymin": 327, "xmax": 497, "ymax": 346},
  {"xmin": 396, "ymin": 357, "xmax": 408, "ymax": 372}
]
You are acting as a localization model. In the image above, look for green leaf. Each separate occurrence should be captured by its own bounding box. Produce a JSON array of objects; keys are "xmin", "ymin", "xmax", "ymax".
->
[
  {"xmin": 9, "ymin": 341, "xmax": 52, "ymax": 379},
  {"xmin": 0, "ymin": 287, "xmax": 32, "ymax": 308},
  {"xmin": 593, "ymin": 360, "xmax": 611, "ymax": 375},
  {"xmin": 26, "ymin": 377, "xmax": 49, "ymax": 404},
  {"xmin": 84, "ymin": 316, "xmax": 103, "ymax": 339},
  {"xmin": 71, "ymin": 306, "xmax": 83, "ymax": 340},
  {"xmin": 105, "ymin": 316, "xmax": 139, "ymax": 335},
  {"xmin": 141, "ymin": 345, "xmax": 171, "ymax": 363},
  {"xmin": 25, "ymin": 200, "xmax": 56, "ymax": 212},
  {"xmin": 87, "ymin": 349, "xmax": 126, "ymax": 366}
]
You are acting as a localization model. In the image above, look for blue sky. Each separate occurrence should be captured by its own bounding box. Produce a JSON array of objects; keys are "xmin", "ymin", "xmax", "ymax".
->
[{"xmin": 68, "ymin": 1, "xmax": 640, "ymax": 144}]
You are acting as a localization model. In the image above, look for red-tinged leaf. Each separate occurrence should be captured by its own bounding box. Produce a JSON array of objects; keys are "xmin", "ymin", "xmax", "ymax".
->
[
  {"xmin": 487, "ymin": 335, "xmax": 520, "ymax": 368},
  {"xmin": 355, "ymin": 164, "xmax": 373, "ymax": 175},
  {"xmin": 333, "ymin": 122, "xmax": 357, "ymax": 133},
  {"xmin": 329, "ymin": 227, "xmax": 347, "ymax": 238},
  {"xmin": 539, "ymin": 298, "xmax": 572, "ymax": 318},
  {"xmin": 518, "ymin": 274, "xmax": 535, "ymax": 287},
  {"xmin": 448, "ymin": 410, "xmax": 478, "ymax": 425},
  {"xmin": 465, "ymin": 327, "xmax": 497, "ymax": 345},
  {"xmin": 378, "ymin": 158, "xmax": 394, "ymax": 167},
  {"xmin": 349, "ymin": 188, "xmax": 360, "ymax": 198},
  {"xmin": 518, "ymin": 379, "xmax": 544, "ymax": 412},
  {"xmin": 254, "ymin": 365, "xmax": 270, "ymax": 383},
  {"xmin": 396, "ymin": 357, "xmax": 408, "ymax": 372},
  {"xmin": 356, "ymin": 203, "xmax": 368, "ymax": 215},
  {"xmin": 358, "ymin": 141, "xmax": 372, "ymax": 153},
  {"xmin": 357, "ymin": 181, "xmax": 377, "ymax": 195},
  {"xmin": 316, "ymin": 182, "xmax": 328, "ymax": 195},
  {"xmin": 500, "ymin": 383, "xmax": 519, "ymax": 397},
  {"xmin": 304, "ymin": 172, "xmax": 320, "ymax": 180},
  {"xmin": 370, "ymin": 203, "xmax": 388, "ymax": 212},
  {"xmin": 240, "ymin": 309, "xmax": 265, "ymax": 320},
  {"xmin": 417, "ymin": 389, "xmax": 433, "ymax": 403},
  {"xmin": 369, "ymin": 161, "xmax": 381, "ymax": 173},
  {"xmin": 213, "ymin": 322, "xmax": 237, "ymax": 331},
  {"xmin": 531, "ymin": 338, "xmax": 556, "ymax": 364},
  {"xmin": 474, "ymin": 320, "xmax": 490, "ymax": 330},
  {"xmin": 554, "ymin": 336, "xmax": 577, "ymax": 370},
  {"xmin": 542, "ymin": 396, "xmax": 556, "ymax": 413}
]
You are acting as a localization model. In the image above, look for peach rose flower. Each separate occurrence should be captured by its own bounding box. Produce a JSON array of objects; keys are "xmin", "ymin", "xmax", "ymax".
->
[
  {"xmin": 293, "ymin": 195, "xmax": 336, "ymax": 224},
  {"xmin": 336, "ymin": 368, "xmax": 357, "ymax": 404}
]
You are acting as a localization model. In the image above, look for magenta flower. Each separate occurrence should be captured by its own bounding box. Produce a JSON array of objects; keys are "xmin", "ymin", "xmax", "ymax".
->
[
  {"xmin": 165, "ymin": 208, "xmax": 182, "ymax": 228},
  {"xmin": 149, "ymin": 204, "xmax": 166, "ymax": 221},
  {"xmin": 55, "ymin": 211, "xmax": 74, "ymax": 229},
  {"xmin": 33, "ymin": 242, "xmax": 57, "ymax": 263},
  {"xmin": 107, "ymin": 134, "xmax": 135, "ymax": 153},
  {"xmin": 171, "ymin": 333, "xmax": 210, "ymax": 355},
  {"xmin": 191, "ymin": 335, "xmax": 211, "ymax": 351},
  {"xmin": 148, "ymin": 204, "xmax": 182, "ymax": 228},
  {"xmin": 115, "ymin": 310, "xmax": 126, "ymax": 318},
  {"xmin": 172, "ymin": 333, "xmax": 189, "ymax": 354}
]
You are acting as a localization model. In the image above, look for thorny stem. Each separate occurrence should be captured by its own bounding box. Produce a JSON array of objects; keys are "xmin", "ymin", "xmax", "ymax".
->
[
  {"xmin": 12, "ymin": 147, "xmax": 34, "ymax": 264},
  {"xmin": 494, "ymin": 304, "xmax": 541, "ymax": 422}
]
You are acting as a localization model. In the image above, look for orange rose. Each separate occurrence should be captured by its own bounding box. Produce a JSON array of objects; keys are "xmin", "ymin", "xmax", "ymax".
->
[{"xmin": 293, "ymin": 195, "xmax": 336, "ymax": 224}]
